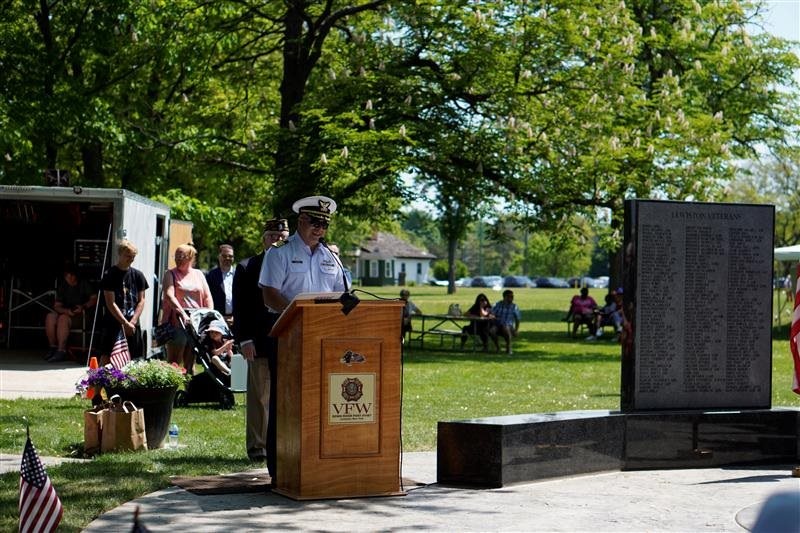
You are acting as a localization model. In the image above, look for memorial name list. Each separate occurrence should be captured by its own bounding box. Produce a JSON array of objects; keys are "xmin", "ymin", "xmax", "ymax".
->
[{"xmin": 626, "ymin": 200, "xmax": 773, "ymax": 410}]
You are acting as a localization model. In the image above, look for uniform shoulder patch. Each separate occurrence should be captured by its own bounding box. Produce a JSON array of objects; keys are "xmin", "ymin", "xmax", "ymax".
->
[{"xmin": 272, "ymin": 240, "xmax": 288, "ymax": 248}]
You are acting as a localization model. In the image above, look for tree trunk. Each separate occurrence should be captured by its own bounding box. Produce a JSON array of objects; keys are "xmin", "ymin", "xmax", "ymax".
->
[
  {"xmin": 35, "ymin": 0, "xmax": 58, "ymax": 170},
  {"xmin": 81, "ymin": 141, "xmax": 105, "ymax": 186},
  {"xmin": 610, "ymin": 247, "xmax": 623, "ymax": 292},
  {"xmin": 609, "ymin": 200, "xmax": 626, "ymax": 291},
  {"xmin": 447, "ymin": 237, "xmax": 457, "ymax": 295},
  {"xmin": 273, "ymin": 4, "xmax": 312, "ymax": 216}
]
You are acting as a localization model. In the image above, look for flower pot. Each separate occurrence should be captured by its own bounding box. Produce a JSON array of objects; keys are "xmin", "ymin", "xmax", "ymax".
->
[{"xmin": 105, "ymin": 386, "xmax": 178, "ymax": 449}]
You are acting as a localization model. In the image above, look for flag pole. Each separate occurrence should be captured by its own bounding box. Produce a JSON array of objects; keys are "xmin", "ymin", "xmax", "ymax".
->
[
  {"xmin": 790, "ymin": 261, "xmax": 800, "ymax": 477},
  {"xmin": 86, "ymin": 223, "xmax": 113, "ymax": 366}
]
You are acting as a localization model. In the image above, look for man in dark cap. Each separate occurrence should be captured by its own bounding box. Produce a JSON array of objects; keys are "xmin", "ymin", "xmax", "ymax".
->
[
  {"xmin": 258, "ymin": 195, "xmax": 345, "ymax": 312},
  {"xmin": 232, "ymin": 218, "xmax": 289, "ymax": 468}
]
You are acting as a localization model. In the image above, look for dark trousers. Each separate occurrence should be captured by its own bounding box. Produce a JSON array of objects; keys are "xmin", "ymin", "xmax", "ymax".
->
[
  {"xmin": 462, "ymin": 321, "xmax": 491, "ymax": 348},
  {"xmin": 266, "ymin": 351, "xmax": 277, "ymax": 480},
  {"xmin": 101, "ymin": 325, "xmax": 144, "ymax": 359}
]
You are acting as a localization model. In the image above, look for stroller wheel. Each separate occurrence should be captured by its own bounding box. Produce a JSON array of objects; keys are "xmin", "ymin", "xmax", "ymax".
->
[
  {"xmin": 219, "ymin": 390, "xmax": 235, "ymax": 410},
  {"xmin": 174, "ymin": 390, "xmax": 188, "ymax": 408}
]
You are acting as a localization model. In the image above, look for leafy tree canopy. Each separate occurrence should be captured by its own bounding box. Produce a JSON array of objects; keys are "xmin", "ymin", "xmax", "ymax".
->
[{"xmin": 1, "ymin": 0, "xmax": 797, "ymax": 273}]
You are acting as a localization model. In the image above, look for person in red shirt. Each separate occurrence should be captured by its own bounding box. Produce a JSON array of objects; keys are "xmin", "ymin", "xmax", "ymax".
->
[{"xmin": 565, "ymin": 287, "xmax": 597, "ymax": 339}]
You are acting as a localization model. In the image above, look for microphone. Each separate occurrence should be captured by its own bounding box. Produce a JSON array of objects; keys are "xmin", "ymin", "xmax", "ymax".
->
[{"xmin": 318, "ymin": 237, "xmax": 359, "ymax": 315}]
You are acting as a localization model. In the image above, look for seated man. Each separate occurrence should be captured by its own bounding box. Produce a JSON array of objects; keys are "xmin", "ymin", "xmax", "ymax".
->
[
  {"xmin": 589, "ymin": 292, "xmax": 623, "ymax": 340},
  {"xmin": 564, "ymin": 287, "xmax": 597, "ymax": 339},
  {"xmin": 492, "ymin": 289, "xmax": 521, "ymax": 355},
  {"xmin": 45, "ymin": 263, "xmax": 97, "ymax": 362},
  {"xmin": 400, "ymin": 289, "xmax": 422, "ymax": 342}
]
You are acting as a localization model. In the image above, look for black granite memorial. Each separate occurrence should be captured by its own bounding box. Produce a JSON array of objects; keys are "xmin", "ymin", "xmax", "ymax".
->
[
  {"xmin": 437, "ymin": 200, "xmax": 799, "ymax": 488},
  {"xmin": 437, "ymin": 411, "xmax": 625, "ymax": 488},
  {"xmin": 622, "ymin": 200, "xmax": 774, "ymax": 411}
]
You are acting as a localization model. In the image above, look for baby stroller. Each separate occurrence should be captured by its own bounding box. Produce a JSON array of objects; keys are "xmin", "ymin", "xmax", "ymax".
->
[{"xmin": 173, "ymin": 308, "xmax": 238, "ymax": 409}]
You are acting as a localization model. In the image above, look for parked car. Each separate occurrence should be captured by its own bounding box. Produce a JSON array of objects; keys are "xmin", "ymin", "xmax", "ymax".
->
[
  {"xmin": 566, "ymin": 276, "xmax": 606, "ymax": 289},
  {"xmin": 471, "ymin": 275, "xmax": 503, "ymax": 289},
  {"xmin": 566, "ymin": 276, "xmax": 585, "ymax": 288},
  {"xmin": 455, "ymin": 277, "xmax": 473, "ymax": 287},
  {"xmin": 428, "ymin": 278, "xmax": 449, "ymax": 286},
  {"xmin": 503, "ymin": 275, "xmax": 535, "ymax": 288},
  {"xmin": 534, "ymin": 276, "xmax": 570, "ymax": 288}
]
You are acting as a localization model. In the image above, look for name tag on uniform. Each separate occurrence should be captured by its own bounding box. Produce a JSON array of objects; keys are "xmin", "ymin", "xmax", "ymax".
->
[
  {"xmin": 320, "ymin": 260, "xmax": 337, "ymax": 274},
  {"xmin": 290, "ymin": 257, "xmax": 308, "ymax": 273}
]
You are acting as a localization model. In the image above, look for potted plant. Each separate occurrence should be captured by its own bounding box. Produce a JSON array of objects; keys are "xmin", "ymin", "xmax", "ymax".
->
[{"xmin": 78, "ymin": 359, "xmax": 187, "ymax": 449}]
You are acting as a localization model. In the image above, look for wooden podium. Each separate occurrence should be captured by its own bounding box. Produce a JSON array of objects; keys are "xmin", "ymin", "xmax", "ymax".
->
[{"xmin": 270, "ymin": 294, "xmax": 405, "ymax": 500}]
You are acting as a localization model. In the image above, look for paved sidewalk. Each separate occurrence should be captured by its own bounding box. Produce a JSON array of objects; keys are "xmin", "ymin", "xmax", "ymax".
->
[
  {"xmin": 82, "ymin": 453, "xmax": 799, "ymax": 532},
  {"xmin": 0, "ymin": 349, "xmax": 86, "ymax": 399}
]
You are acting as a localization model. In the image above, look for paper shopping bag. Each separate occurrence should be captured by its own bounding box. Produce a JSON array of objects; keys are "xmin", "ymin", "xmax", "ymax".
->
[
  {"xmin": 83, "ymin": 404, "xmax": 107, "ymax": 455},
  {"xmin": 101, "ymin": 399, "xmax": 148, "ymax": 452}
]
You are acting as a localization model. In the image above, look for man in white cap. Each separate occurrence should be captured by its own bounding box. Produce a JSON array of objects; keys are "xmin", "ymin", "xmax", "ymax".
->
[
  {"xmin": 258, "ymin": 197, "xmax": 345, "ymax": 485},
  {"xmin": 259, "ymin": 195, "xmax": 346, "ymax": 313}
]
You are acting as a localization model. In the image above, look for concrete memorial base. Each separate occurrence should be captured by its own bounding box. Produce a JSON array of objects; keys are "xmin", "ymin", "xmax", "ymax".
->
[{"xmin": 437, "ymin": 408, "xmax": 800, "ymax": 488}]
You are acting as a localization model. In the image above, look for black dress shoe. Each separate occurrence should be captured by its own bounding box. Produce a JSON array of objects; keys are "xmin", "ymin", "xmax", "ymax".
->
[{"xmin": 48, "ymin": 350, "xmax": 67, "ymax": 362}]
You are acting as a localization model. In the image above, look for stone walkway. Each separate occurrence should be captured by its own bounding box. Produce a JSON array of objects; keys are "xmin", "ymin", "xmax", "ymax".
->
[{"xmin": 0, "ymin": 349, "xmax": 87, "ymax": 400}]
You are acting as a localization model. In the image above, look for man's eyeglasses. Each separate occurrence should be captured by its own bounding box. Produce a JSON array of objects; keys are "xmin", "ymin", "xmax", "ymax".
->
[{"xmin": 302, "ymin": 216, "xmax": 329, "ymax": 229}]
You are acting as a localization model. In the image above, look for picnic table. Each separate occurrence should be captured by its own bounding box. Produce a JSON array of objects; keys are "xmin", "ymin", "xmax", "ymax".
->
[{"xmin": 408, "ymin": 314, "xmax": 493, "ymax": 351}]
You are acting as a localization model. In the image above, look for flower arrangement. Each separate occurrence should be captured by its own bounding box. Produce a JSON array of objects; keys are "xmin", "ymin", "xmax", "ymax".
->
[
  {"xmin": 77, "ymin": 359, "xmax": 186, "ymax": 396},
  {"xmin": 118, "ymin": 359, "xmax": 186, "ymax": 389}
]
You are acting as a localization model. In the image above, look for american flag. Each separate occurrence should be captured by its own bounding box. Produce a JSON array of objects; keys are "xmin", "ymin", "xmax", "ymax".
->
[
  {"xmin": 110, "ymin": 329, "xmax": 131, "ymax": 370},
  {"xmin": 19, "ymin": 435, "xmax": 63, "ymax": 533},
  {"xmin": 791, "ymin": 264, "xmax": 800, "ymax": 395}
]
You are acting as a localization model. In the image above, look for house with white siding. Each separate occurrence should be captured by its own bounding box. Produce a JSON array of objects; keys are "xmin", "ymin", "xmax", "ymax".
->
[{"xmin": 356, "ymin": 232, "xmax": 436, "ymax": 286}]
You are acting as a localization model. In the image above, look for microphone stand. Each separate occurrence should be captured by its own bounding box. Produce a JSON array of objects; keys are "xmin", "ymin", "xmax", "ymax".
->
[{"xmin": 319, "ymin": 237, "xmax": 359, "ymax": 315}]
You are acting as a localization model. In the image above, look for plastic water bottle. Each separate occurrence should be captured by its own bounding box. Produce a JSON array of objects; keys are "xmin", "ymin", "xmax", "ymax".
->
[{"xmin": 168, "ymin": 423, "xmax": 179, "ymax": 449}]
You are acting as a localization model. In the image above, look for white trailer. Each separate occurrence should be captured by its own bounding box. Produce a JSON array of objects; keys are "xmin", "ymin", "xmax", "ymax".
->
[{"xmin": 0, "ymin": 185, "xmax": 171, "ymax": 356}]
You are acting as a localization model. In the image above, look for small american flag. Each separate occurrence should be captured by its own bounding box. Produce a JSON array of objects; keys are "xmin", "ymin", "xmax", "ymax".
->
[
  {"xmin": 791, "ymin": 264, "xmax": 800, "ymax": 395},
  {"xmin": 19, "ymin": 435, "xmax": 63, "ymax": 533},
  {"xmin": 110, "ymin": 329, "xmax": 131, "ymax": 370}
]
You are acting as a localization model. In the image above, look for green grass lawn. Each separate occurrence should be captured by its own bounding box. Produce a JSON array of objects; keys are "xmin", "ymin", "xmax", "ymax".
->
[{"xmin": 1, "ymin": 285, "xmax": 798, "ymax": 531}]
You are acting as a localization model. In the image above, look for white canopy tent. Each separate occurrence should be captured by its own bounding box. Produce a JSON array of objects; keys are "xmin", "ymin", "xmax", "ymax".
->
[{"xmin": 774, "ymin": 244, "xmax": 800, "ymax": 262}]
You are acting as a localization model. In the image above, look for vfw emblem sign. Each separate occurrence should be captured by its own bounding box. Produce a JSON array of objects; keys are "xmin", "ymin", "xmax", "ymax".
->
[{"xmin": 329, "ymin": 373, "xmax": 376, "ymax": 424}]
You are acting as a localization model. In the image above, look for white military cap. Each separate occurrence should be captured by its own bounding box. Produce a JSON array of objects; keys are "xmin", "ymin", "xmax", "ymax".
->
[{"xmin": 292, "ymin": 195, "xmax": 337, "ymax": 221}]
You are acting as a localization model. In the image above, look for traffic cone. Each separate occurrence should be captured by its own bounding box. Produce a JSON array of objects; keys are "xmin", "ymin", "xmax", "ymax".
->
[{"xmin": 87, "ymin": 356, "xmax": 99, "ymax": 399}]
